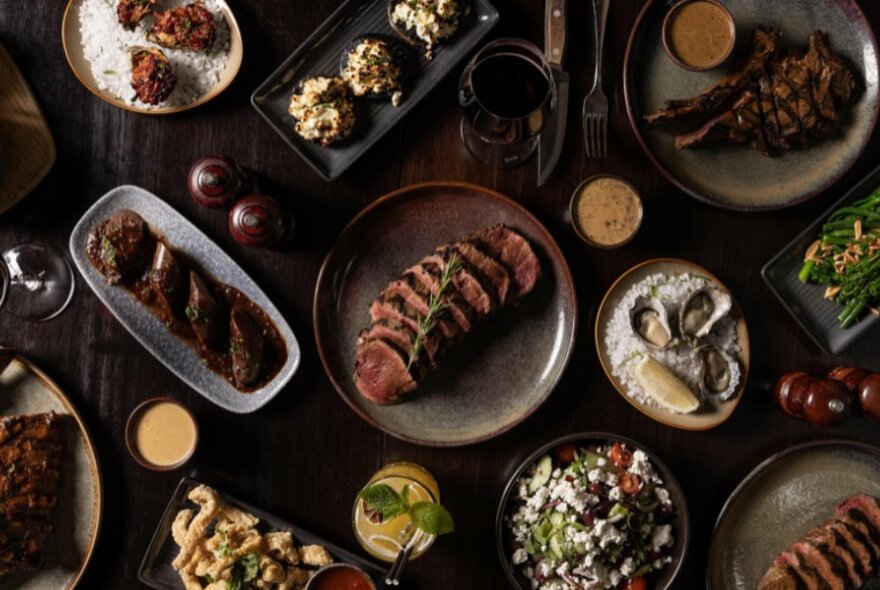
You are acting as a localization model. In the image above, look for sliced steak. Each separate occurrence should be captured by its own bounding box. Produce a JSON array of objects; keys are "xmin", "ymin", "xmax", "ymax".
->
[
  {"xmin": 837, "ymin": 496, "xmax": 880, "ymax": 537},
  {"xmin": 381, "ymin": 276, "xmax": 460, "ymax": 339},
  {"xmin": 229, "ymin": 307, "xmax": 266, "ymax": 388},
  {"xmin": 757, "ymin": 563, "xmax": 803, "ymax": 590},
  {"xmin": 451, "ymin": 241, "xmax": 511, "ymax": 306},
  {"xmin": 802, "ymin": 525, "xmax": 863, "ymax": 587},
  {"xmin": 369, "ymin": 296, "xmax": 443, "ymax": 360},
  {"xmin": 354, "ymin": 338, "xmax": 418, "ymax": 404},
  {"xmin": 471, "ymin": 225, "xmax": 541, "ymax": 298},
  {"xmin": 357, "ymin": 319, "xmax": 435, "ymax": 369},
  {"xmin": 405, "ymin": 262, "xmax": 474, "ymax": 333},
  {"xmin": 674, "ymin": 89, "xmax": 766, "ymax": 151},
  {"xmin": 774, "ymin": 551, "xmax": 823, "ymax": 590},
  {"xmin": 150, "ymin": 241, "xmax": 184, "ymax": 312},
  {"xmin": 826, "ymin": 520, "xmax": 874, "ymax": 576},
  {"xmin": 186, "ymin": 271, "xmax": 226, "ymax": 352},
  {"xmin": 839, "ymin": 516, "xmax": 880, "ymax": 562},
  {"xmin": 791, "ymin": 541, "xmax": 847, "ymax": 590},
  {"xmin": 420, "ymin": 252, "xmax": 495, "ymax": 317}
]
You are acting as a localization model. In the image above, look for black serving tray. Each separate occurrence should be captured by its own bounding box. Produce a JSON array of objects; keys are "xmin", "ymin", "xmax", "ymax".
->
[
  {"xmin": 139, "ymin": 477, "xmax": 386, "ymax": 589},
  {"xmin": 762, "ymin": 162, "xmax": 880, "ymax": 355},
  {"xmin": 250, "ymin": 0, "xmax": 499, "ymax": 181}
]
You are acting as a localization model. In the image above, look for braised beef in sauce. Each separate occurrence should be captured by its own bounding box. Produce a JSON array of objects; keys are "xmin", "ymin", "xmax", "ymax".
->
[{"xmin": 86, "ymin": 209, "xmax": 286, "ymax": 392}]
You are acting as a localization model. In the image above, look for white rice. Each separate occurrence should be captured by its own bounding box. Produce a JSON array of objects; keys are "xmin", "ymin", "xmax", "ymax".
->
[
  {"xmin": 603, "ymin": 272, "xmax": 741, "ymax": 409},
  {"xmin": 78, "ymin": 0, "xmax": 230, "ymax": 109}
]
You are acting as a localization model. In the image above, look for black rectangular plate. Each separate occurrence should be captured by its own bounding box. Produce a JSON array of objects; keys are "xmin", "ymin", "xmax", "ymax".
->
[
  {"xmin": 139, "ymin": 477, "xmax": 386, "ymax": 589},
  {"xmin": 250, "ymin": 0, "xmax": 498, "ymax": 181},
  {"xmin": 762, "ymin": 162, "xmax": 880, "ymax": 355}
]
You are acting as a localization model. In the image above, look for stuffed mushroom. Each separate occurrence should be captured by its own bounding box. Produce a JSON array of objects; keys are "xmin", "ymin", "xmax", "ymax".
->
[
  {"xmin": 288, "ymin": 76, "xmax": 358, "ymax": 147},
  {"xmin": 340, "ymin": 34, "xmax": 414, "ymax": 107},
  {"xmin": 387, "ymin": 0, "xmax": 470, "ymax": 58}
]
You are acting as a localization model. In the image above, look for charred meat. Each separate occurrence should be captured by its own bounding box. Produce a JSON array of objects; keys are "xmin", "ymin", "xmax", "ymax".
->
[
  {"xmin": 131, "ymin": 47, "xmax": 177, "ymax": 105},
  {"xmin": 353, "ymin": 225, "xmax": 541, "ymax": 405},
  {"xmin": 117, "ymin": 0, "xmax": 155, "ymax": 29},
  {"xmin": 186, "ymin": 271, "xmax": 225, "ymax": 352},
  {"xmin": 0, "ymin": 412, "xmax": 64, "ymax": 576},
  {"xmin": 758, "ymin": 494, "xmax": 880, "ymax": 590},
  {"xmin": 150, "ymin": 242, "xmax": 184, "ymax": 312},
  {"xmin": 87, "ymin": 209, "xmax": 150, "ymax": 284},
  {"xmin": 229, "ymin": 307, "xmax": 266, "ymax": 388},
  {"xmin": 647, "ymin": 29, "xmax": 857, "ymax": 155},
  {"xmin": 146, "ymin": 1, "xmax": 216, "ymax": 52}
]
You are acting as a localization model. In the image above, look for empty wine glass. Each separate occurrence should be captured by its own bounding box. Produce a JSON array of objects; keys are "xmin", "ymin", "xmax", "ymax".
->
[
  {"xmin": 0, "ymin": 243, "xmax": 75, "ymax": 322},
  {"xmin": 459, "ymin": 38, "xmax": 556, "ymax": 168}
]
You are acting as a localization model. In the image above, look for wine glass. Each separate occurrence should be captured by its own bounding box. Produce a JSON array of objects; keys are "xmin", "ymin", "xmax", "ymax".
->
[
  {"xmin": 0, "ymin": 243, "xmax": 75, "ymax": 322},
  {"xmin": 459, "ymin": 38, "xmax": 556, "ymax": 168}
]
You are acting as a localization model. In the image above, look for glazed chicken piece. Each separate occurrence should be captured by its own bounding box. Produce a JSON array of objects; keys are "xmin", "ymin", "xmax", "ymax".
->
[
  {"xmin": 117, "ymin": 0, "xmax": 155, "ymax": 29},
  {"xmin": 186, "ymin": 271, "xmax": 225, "ymax": 351},
  {"xmin": 131, "ymin": 48, "xmax": 177, "ymax": 105},
  {"xmin": 229, "ymin": 307, "xmax": 266, "ymax": 388},
  {"xmin": 88, "ymin": 209, "xmax": 149, "ymax": 284},
  {"xmin": 150, "ymin": 242, "xmax": 183, "ymax": 313},
  {"xmin": 146, "ymin": 2, "xmax": 216, "ymax": 52}
]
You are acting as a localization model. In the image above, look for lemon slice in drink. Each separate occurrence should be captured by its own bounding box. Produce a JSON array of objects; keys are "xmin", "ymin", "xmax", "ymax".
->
[{"xmin": 634, "ymin": 356, "xmax": 700, "ymax": 414}]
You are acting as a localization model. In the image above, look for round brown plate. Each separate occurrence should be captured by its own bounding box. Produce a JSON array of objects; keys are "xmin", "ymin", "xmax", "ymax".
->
[
  {"xmin": 624, "ymin": 0, "xmax": 880, "ymax": 211},
  {"xmin": 496, "ymin": 432, "xmax": 689, "ymax": 590},
  {"xmin": 594, "ymin": 258, "xmax": 750, "ymax": 431},
  {"xmin": 0, "ymin": 348, "xmax": 102, "ymax": 589},
  {"xmin": 707, "ymin": 439, "xmax": 880, "ymax": 589},
  {"xmin": 313, "ymin": 181, "xmax": 577, "ymax": 447},
  {"xmin": 61, "ymin": 0, "xmax": 243, "ymax": 115}
]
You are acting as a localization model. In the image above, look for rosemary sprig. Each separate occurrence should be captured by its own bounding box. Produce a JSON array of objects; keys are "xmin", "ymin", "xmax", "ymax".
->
[{"xmin": 407, "ymin": 254, "xmax": 461, "ymax": 370}]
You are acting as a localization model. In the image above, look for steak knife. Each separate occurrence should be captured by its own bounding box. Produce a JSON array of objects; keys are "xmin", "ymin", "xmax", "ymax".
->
[{"xmin": 538, "ymin": 0, "xmax": 570, "ymax": 187}]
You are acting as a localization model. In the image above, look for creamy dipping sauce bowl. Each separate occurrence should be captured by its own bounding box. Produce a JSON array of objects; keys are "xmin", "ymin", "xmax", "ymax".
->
[
  {"xmin": 662, "ymin": 0, "xmax": 736, "ymax": 72},
  {"xmin": 570, "ymin": 175, "xmax": 644, "ymax": 249},
  {"xmin": 125, "ymin": 397, "xmax": 199, "ymax": 471}
]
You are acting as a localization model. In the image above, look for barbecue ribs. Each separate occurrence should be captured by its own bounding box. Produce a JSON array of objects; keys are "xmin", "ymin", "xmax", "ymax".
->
[
  {"xmin": 646, "ymin": 29, "xmax": 857, "ymax": 154},
  {"xmin": 0, "ymin": 412, "xmax": 64, "ymax": 576}
]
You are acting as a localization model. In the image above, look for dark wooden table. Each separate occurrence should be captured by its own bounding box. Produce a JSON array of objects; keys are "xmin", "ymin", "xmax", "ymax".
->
[{"xmin": 2, "ymin": 1, "xmax": 880, "ymax": 588}]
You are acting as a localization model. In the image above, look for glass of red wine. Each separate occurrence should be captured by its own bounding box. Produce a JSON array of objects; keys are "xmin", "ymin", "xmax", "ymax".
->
[
  {"xmin": 0, "ymin": 243, "xmax": 75, "ymax": 322},
  {"xmin": 459, "ymin": 38, "xmax": 555, "ymax": 168}
]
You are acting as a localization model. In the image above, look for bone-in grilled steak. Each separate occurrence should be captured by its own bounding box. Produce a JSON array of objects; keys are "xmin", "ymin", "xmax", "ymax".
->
[
  {"xmin": 647, "ymin": 28, "xmax": 857, "ymax": 155},
  {"xmin": 0, "ymin": 412, "xmax": 64, "ymax": 576},
  {"xmin": 758, "ymin": 495, "xmax": 880, "ymax": 590},
  {"xmin": 353, "ymin": 225, "xmax": 541, "ymax": 405}
]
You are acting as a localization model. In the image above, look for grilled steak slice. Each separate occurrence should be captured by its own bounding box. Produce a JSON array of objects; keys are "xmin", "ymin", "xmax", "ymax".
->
[
  {"xmin": 792, "ymin": 541, "xmax": 847, "ymax": 590},
  {"xmin": 757, "ymin": 562, "xmax": 803, "ymax": 590},
  {"xmin": 0, "ymin": 412, "xmax": 64, "ymax": 576},
  {"xmin": 354, "ymin": 225, "xmax": 541, "ymax": 404},
  {"xmin": 839, "ymin": 515, "xmax": 880, "ymax": 561},
  {"xmin": 837, "ymin": 496, "xmax": 880, "ymax": 549},
  {"xmin": 805, "ymin": 31, "xmax": 855, "ymax": 115},
  {"xmin": 404, "ymin": 262, "xmax": 474, "ymax": 333},
  {"xmin": 150, "ymin": 242, "xmax": 184, "ymax": 313},
  {"xmin": 186, "ymin": 271, "xmax": 226, "ymax": 352},
  {"xmin": 826, "ymin": 520, "xmax": 875, "ymax": 576},
  {"xmin": 471, "ymin": 225, "xmax": 541, "ymax": 298},
  {"xmin": 354, "ymin": 338, "xmax": 419, "ymax": 404},
  {"xmin": 451, "ymin": 241, "xmax": 511, "ymax": 306},
  {"xmin": 229, "ymin": 307, "xmax": 266, "ymax": 388},
  {"xmin": 674, "ymin": 89, "xmax": 766, "ymax": 151},
  {"xmin": 756, "ymin": 70, "xmax": 790, "ymax": 150},
  {"xmin": 775, "ymin": 551, "xmax": 823, "ymax": 590},
  {"xmin": 803, "ymin": 525, "xmax": 864, "ymax": 587}
]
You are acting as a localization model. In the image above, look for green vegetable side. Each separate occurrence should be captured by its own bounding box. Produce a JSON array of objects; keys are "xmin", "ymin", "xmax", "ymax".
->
[{"xmin": 799, "ymin": 187, "xmax": 880, "ymax": 328}]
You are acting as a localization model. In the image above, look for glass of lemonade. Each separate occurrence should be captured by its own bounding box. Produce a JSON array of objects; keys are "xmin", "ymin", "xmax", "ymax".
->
[{"xmin": 352, "ymin": 462, "xmax": 441, "ymax": 562}]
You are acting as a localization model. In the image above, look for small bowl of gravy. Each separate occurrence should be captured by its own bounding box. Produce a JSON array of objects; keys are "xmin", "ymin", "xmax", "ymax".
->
[
  {"xmin": 570, "ymin": 175, "xmax": 643, "ymax": 249},
  {"xmin": 305, "ymin": 563, "xmax": 376, "ymax": 590},
  {"xmin": 126, "ymin": 398, "xmax": 199, "ymax": 471},
  {"xmin": 662, "ymin": 0, "xmax": 736, "ymax": 71}
]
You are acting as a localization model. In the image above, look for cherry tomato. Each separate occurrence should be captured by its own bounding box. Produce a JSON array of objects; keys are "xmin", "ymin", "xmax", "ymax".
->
[
  {"xmin": 553, "ymin": 443, "xmax": 578, "ymax": 465},
  {"xmin": 618, "ymin": 473, "xmax": 641, "ymax": 495},
  {"xmin": 623, "ymin": 576, "xmax": 648, "ymax": 590},
  {"xmin": 610, "ymin": 443, "xmax": 633, "ymax": 468}
]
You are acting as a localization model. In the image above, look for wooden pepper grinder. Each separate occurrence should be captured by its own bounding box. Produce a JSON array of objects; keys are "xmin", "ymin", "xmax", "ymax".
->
[
  {"xmin": 228, "ymin": 194, "xmax": 293, "ymax": 249},
  {"xmin": 188, "ymin": 155, "xmax": 256, "ymax": 209}
]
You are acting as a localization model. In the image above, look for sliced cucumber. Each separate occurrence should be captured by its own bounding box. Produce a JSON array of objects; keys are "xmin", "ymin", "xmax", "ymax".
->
[
  {"xmin": 549, "ymin": 532, "xmax": 565, "ymax": 560},
  {"xmin": 549, "ymin": 511, "xmax": 565, "ymax": 528},
  {"xmin": 528, "ymin": 454, "xmax": 553, "ymax": 494},
  {"xmin": 582, "ymin": 451, "xmax": 605, "ymax": 472}
]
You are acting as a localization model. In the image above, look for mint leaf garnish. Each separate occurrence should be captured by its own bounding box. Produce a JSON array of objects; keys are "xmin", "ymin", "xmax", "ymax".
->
[
  {"xmin": 358, "ymin": 484, "xmax": 408, "ymax": 521},
  {"xmin": 409, "ymin": 502, "xmax": 454, "ymax": 536}
]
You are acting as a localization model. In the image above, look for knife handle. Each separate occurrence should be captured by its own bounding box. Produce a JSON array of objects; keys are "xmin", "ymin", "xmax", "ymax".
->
[{"xmin": 545, "ymin": 0, "xmax": 567, "ymax": 66}]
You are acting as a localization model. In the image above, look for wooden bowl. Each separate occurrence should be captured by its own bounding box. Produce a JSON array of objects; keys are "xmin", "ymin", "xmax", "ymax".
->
[{"xmin": 61, "ymin": 0, "xmax": 243, "ymax": 115}]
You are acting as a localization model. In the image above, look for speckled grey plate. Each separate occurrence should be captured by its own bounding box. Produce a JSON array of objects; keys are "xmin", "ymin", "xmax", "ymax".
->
[
  {"xmin": 69, "ymin": 185, "xmax": 300, "ymax": 414},
  {"xmin": 496, "ymin": 433, "xmax": 689, "ymax": 590},
  {"xmin": 0, "ymin": 349, "xmax": 102, "ymax": 590},
  {"xmin": 313, "ymin": 181, "xmax": 577, "ymax": 446},
  {"xmin": 624, "ymin": 0, "xmax": 879, "ymax": 211},
  {"xmin": 708, "ymin": 440, "xmax": 880, "ymax": 590}
]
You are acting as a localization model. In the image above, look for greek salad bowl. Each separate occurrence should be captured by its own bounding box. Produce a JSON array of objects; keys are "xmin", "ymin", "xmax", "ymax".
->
[{"xmin": 495, "ymin": 433, "xmax": 689, "ymax": 590}]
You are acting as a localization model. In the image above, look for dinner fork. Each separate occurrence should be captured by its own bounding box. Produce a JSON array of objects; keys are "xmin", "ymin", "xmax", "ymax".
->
[{"xmin": 583, "ymin": 0, "xmax": 610, "ymax": 158}]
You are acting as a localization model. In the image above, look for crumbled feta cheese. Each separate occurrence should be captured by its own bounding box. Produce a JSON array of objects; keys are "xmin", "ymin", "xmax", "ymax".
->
[
  {"xmin": 587, "ymin": 468, "xmax": 603, "ymax": 483},
  {"xmin": 609, "ymin": 486, "xmax": 623, "ymax": 501},
  {"xmin": 608, "ymin": 569, "xmax": 621, "ymax": 587},
  {"xmin": 655, "ymin": 487, "xmax": 671, "ymax": 504},
  {"xmin": 513, "ymin": 548, "xmax": 528, "ymax": 564},
  {"xmin": 555, "ymin": 502, "xmax": 569, "ymax": 513},
  {"xmin": 651, "ymin": 524, "xmax": 673, "ymax": 551},
  {"xmin": 597, "ymin": 457, "xmax": 607, "ymax": 466},
  {"xmin": 620, "ymin": 557, "xmax": 635, "ymax": 577},
  {"xmin": 556, "ymin": 561, "xmax": 570, "ymax": 577},
  {"xmin": 629, "ymin": 450, "xmax": 659, "ymax": 481}
]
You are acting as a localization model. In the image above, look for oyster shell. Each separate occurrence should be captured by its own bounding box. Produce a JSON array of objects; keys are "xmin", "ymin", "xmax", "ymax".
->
[
  {"xmin": 630, "ymin": 296, "xmax": 674, "ymax": 349},
  {"xmin": 698, "ymin": 345, "xmax": 741, "ymax": 401},
  {"xmin": 679, "ymin": 287, "xmax": 732, "ymax": 344}
]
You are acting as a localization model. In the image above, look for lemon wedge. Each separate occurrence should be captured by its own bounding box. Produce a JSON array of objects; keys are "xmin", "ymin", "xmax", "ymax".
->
[{"xmin": 634, "ymin": 356, "xmax": 700, "ymax": 414}]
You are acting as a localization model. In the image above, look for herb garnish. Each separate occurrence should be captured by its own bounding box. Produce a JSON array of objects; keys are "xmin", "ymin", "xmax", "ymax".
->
[
  {"xmin": 358, "ymin": 484, "xmax": 454, "ymax": 536},
  {"xmin": 407, "ymin": 254, "xmax": 461, "ymax": 370},
  {"xmin": 225, "ymin": 552, "xmax": 259, "ymax": 590},
  {"xmin": 100, "ymin": 235, "xmax": 117, "ymax": 267},
  {"xmin": 185, "ymin": 305, "xmax": 201, "ymax": 320}
]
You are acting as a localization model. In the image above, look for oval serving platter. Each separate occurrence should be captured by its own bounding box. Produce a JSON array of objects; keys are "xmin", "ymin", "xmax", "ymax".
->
[
  {"xmin": 61, "ymin": 0, "xmax": 243, "ymax": 115},
  {"xmin": 595, "ymin": 258, "xmax": 750, "ymax": 431},
  {"xmin": 623, "ymin": 0, "xmax": 880, "ymax": 211},
  {"xmin": 707, "ymin": 440, "xmax": 880, "ymax": 590},
  {"xmin": 313, "ymin": 181, "xmax": 577, "ymax": 447},
  {"xmin": 69, "ymin": 185, "xmax": 300, "ymax": 413},
  {"xmin": 0, "ymin": 348, "xmax": 102, "ymax": 590},
  {"xmin": 496, "ymin": 432, "xmax": 689, "ymax": 590}
]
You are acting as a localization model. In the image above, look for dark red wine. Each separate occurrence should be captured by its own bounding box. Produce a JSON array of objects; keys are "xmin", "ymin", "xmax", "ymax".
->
[{"xmin": 471, "ymin": 53, "xmax": 551, "ymax": 119}]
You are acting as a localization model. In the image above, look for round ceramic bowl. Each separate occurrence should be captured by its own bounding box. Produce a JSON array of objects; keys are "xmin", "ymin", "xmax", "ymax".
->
[
  {"xmin": 305, "ymin": 563, "xmax": 377, "ymax": 590},
  {"xmin": 125, "ymin": 397, "xmax": 199, "ymax": 471},
  {"xmin": 661, "ymin": 0, "xmax": 736, "ymax": 72},
  {"xmin": 61, "ymin": 0, "xmax": 243, "ymax": 115},
  {"xmin": 569, "ymin": 175, "xmax": 644, "ymax": 249},
  {"xmin": 496, "ymin": 432, "xmax": 689, "ymax": 590}
]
